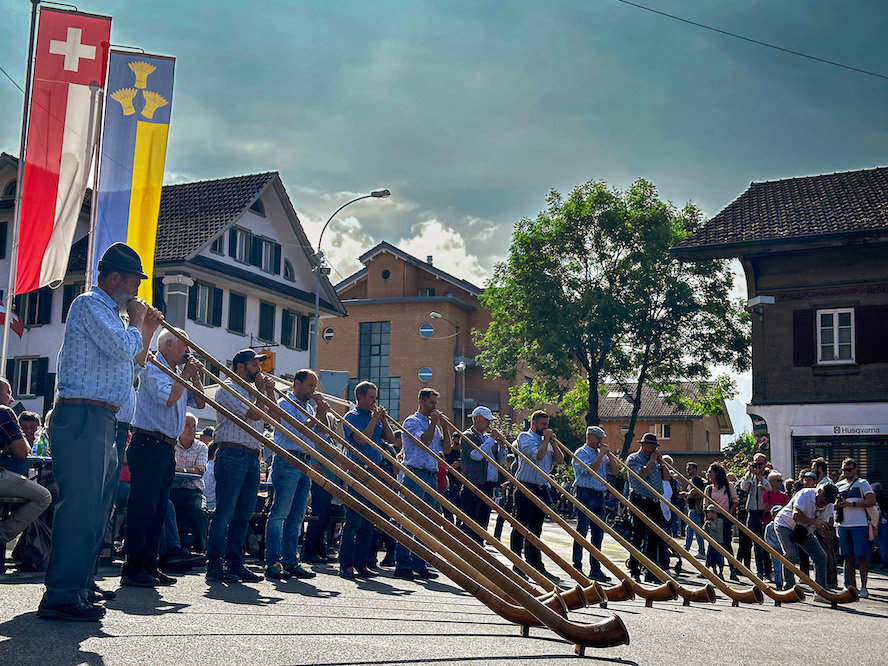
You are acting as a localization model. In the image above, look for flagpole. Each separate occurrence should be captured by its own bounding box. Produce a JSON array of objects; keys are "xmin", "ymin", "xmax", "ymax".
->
[{"xmin": 2, "ymin": 0, "xmax": 40, "ymax": 377}]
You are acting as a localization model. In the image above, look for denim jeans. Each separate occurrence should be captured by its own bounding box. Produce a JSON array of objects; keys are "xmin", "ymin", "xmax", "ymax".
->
[
  {"xmin": 684, "ymin": 508, "xmax": 705, "ymax": 553},
  {"xmin": 206, "ymin": 448, "xmax": 260, "ymax": 570},
  {"xmin": 573, "ymin": 487, "xmax": 606, "ymax": 573},
  {"xmin": 339, "ymin": 487, "xmax": 374, "ymax": 570},
  {"xmin": 42, "ymin": 403, "xmax": 118, "ymax": 607},
  {"xmin": 264, "ymin": 455, "xmax": 312, "ymax": 568},
  {"xmin": 158, "ymin": 499, "xmax": 183, "ymax": 555},
  {"xmin": 303, "ymin": 481, "xmax": 333, "ymax": 559},
  {"xmin": 776, "ymin": 525, "xmax": 827, "ymax": 589},
  {"xmin": 395, "ymin": 468, "xmax": 438, "ymax": 572}
]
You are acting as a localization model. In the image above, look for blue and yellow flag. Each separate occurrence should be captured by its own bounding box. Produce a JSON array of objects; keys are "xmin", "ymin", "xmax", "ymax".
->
[{"xmin": 94, "ymin": 51, "xmax": 175, "ymax": 300}]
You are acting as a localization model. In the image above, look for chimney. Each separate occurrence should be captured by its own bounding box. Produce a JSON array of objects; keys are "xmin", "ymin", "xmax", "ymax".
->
[{"xmin": 427, "ymin": 255, "xmax": 433, "ymax": 265}]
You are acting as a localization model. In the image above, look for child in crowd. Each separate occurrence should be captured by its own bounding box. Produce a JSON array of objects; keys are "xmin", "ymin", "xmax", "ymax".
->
[
  {"xmin": 764, "ymin": 504, "xmax": 787, "ymax": 589},
  {"xmin": 702, "ymin": 505, "xmax": 724, "ymax": 578}
]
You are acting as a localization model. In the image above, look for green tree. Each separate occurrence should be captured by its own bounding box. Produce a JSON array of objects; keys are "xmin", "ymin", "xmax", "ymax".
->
[{"xmin": 477, "ymin": 178, "xmax": 750, "ymax": 457}]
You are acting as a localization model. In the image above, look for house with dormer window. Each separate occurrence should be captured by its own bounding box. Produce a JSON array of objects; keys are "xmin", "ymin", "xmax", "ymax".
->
[
  {"xmin": 674, "ymin": 166, "xmax": 888, "ymax": 484},
  {"xmin": 0, "ymin": 153, "xmax": 345, "ymax": 420}
]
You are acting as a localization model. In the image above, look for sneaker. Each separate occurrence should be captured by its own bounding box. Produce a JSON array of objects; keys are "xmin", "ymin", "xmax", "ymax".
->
[
  {"xmin": 414, "ymin": 569, "xmax": 438, "ymax": 579},
  {"xmin": 695, "ymin": 552, "xmax": 706, "ymax": 560},
  {"xmin": 121, "ymin": 572, "xmax": 160, "ymax": 588},
  {"xmin": 339, "ymin": 567, "xmax": 358, "ymax": 580},
  {"xmin": 206, "ymin": 568, "xmax": 238, "ymax": 583},
  {"xmin": 286, "ymin": 564, "xmax": 317, "ymax": 580},
  {"xmin": 858, "ymin": 587, "xmax": 869, "ymax": 599},
  {"xmin": 393, "ymin": 568, "xmax": 415, "ymax": 580},
  {"xmin": 230, "ymin": 566, "xmax": 263, "ymax": 582},
  {"xmin": 87, "ymin": 585, "xmax": 117, "ymax": 602},
  {"xmin": 37, "ymin": 600, "xmax": 106, "ymax": 622},
  {"xmin": 265, "ymin": 562, "xmax": 291, "ymax": 580},
  {"xmin": 149, "ymin": 570, "xmax": 177, "ymax": 586},
  {"xmin": 356, "ymin": 567, "xmax": 378, "ymax": 578}
]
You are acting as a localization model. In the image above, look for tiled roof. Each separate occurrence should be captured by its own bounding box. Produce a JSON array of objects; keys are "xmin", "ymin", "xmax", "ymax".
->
[
  {"xmin": 155, "ymin": 172, "xmax": 276, "ymax": 262},
  {"xmin": 675, "ymin": 166, "xmax": 888, "ymax": 256},
  {"xmin": 597, "ymin": 382, "xmax": 717, "ymax": 419}
]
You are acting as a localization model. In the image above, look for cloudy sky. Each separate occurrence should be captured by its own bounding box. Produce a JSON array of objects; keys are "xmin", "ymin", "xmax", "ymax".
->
[{"xmin": 2, "ymin": 1, "xmax": 887, "ymax": 437}]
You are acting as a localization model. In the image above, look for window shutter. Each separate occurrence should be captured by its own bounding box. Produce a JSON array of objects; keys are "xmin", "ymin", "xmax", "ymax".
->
[
  {"xmin": 228, "ymin": 228, "xmax": 237, "ymax": 257},
  {"xmin": 299, "ymin": 314, "xmax": 310, "ymax": 351},
  {"xmin": 212, "ymin": 287, "xmax": 223, "ymax": 327},
  {"xmin": 0, "ymin": 221, "xmax": 7, "ymax": 259},
  {"xmin": 250, "ymin": 235, "xmax": 262, "ymax": 266},
  {"xmin": 34, "ymin": 357, "xmax": 49, "ymax": 395},
  {"xmin": 792, "ymin": 309, "xmax": 815, "ymax": 366},
  {"xmin": 62, "ymin": 284, "xmax": 75, "ymax": 322},
  {"xmin": 273, "ymin": 243, "xmax": 282, "ymax": 274},
  {"xmin": 37, "ymin": 288, "xmax": 52, "ymax": 324},
  {"xmin": 13, "ymin": 294, "xmax": 22, "ymax": 319},
  {"xmin": 856, "ymin": 305, "xmax": 888, "ymax": 364},
  {"xmin": 153, "ymin": 277, "xmax": 166, "ymax": 315},
  {"xmin": 5, "ymin": 359, "xmax": 14, "ymax": 390},
  {"xmin": 187, "ymin": 282, "xmax": 198, "ymax": 320}
]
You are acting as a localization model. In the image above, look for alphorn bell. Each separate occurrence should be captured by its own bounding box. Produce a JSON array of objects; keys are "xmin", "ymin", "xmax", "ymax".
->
[
  {"xmin": 553, "ymin": 438, "xmax": 764, "ymax": 606},
  {"xmin": 274, "ymin": 387, "xmax": 596, "ymax": 611},
  {"xmin": 663, "ymin": 460, "xmax": 859, "ymax": 607},
  {"xmin": 604, "ymin": 449, "xmax": 798, "ymax": 605},
  {"xmin": 150, "ymin": 330, "xmax": 630, "ymax": 650},
  {"xmin": 475, "ymin": 420, "xmax": 714, "ymax": 606},
  {"xmin": 316, "ymin": 390, "xmax": 632, "ymax": 607},
  {"xmin": 431, "ymin": 414, "xmax": 679, "ymax": 606}
]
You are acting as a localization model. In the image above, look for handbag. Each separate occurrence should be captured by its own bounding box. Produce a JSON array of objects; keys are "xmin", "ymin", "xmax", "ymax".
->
[{"xmin": 789, "ymin": 524, "xmax": 809, "ymax": 544}]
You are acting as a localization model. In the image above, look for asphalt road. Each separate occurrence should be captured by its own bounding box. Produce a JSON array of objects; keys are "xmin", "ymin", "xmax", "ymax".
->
[{"xmin": 2, "ymin": 520, "xmax": 887, "ymax": 666}]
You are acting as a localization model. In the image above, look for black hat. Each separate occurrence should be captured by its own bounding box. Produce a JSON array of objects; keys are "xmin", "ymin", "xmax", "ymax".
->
[
  {"xmin": 639, "ymin": 432, "xmax": 659, "ymax": 446},
  {"xmin": 821, "ymin": 483, "xmax": 839, "ymax": 503},
  {"xmin": 232, "ymin": 348, "xmax": 268, "ymax": 368},
  {"xmin": 97, "ymin": 243, "xmax": 148, "ymax": 278}
]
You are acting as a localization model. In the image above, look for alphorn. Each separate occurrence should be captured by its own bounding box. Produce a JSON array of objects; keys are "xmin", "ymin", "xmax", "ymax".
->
[
  {"xmin": 151, "ymin": 339, "xmax": 630, "ymax": 650},
  {"xmin": 317, "ymin": 391, "xmax": 633, "ymax": 607},
  {"xmin": 422, "ymin": 413, "xmax": 679, "ymax": 606},
  {"xmin": 554, "ymin": 440, "xmax": 763, "ymax": 606},
  {"xmin": 663, "ymin": 460, "xmax": 859, "ymax": 607},
  {"xmin": 274, "ymin": 387, "xmax": 598, "ymax": 610},
  {"xmin": 603, "ymin": 449, "xmax": 797, "ymax": 605},
  {"xmin": 555, "ymin": 438, "xmax": 763, "ymax": 606},
  {"xmin": 472, "ymin": 421, "xmax": 712, "ymax": 606}
]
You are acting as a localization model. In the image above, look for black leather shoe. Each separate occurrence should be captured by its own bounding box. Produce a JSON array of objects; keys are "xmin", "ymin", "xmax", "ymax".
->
[
  {"xmin": 393, "ymin": 568, "xmax": 415, "ymax": 580},
  {"xmin": 149, "ymin": 570, "xmax": 177, "ymax": 586},
  {"xmin": 339, "ymin": 567, "xmax": 358, "ymax": 580},
  {"xmin": 206, "ymin": 568, "xmax": 238, "ymax": 583},
  {"xmin": 38, "ymin": 601, "xmax": 106, "ymax": 622},
  {"xmin": 87, "ymin": 585, "xmax": 117, "ymax": 602},
  {"xmin": 414, "ymin": 569, "xmax": 438, "ymax": 579},
  {"xmin": 356, "ymin": 567, "xmax": 378, "ymax": 578},
  {"xmin": 230, "ymin": 566, "xmax": 263, "ymax": 582},
  {"xmin": 121, "ymin": 572, "xmax": 159, "ymax": 588}
]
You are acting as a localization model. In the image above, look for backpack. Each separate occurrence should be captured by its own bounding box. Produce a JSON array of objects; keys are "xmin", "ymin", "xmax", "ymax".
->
[{"xmin": 11, "ymin": 517, "xmax": 52, "ymax": 571}]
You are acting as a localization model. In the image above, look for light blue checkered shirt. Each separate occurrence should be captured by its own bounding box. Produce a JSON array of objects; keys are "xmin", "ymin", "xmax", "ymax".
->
[
  {"xmin": 214, "ymin": 379, "xmax": 263, "ymax": 449},
  {"xmin": 274, "ymin": 392, "xmax": 314, "ymax": 455},
  {"xmin": 402, "ymin": 411, "xmax": 443, "ymax": 472},
  {"xmin": 56, "ymin": 286, "xmax": 143, "ymax": 408},
  {"xmin": 572, "ymin": 445, "xmax": 609, "ymax": 491},
  {"xmin": 132, "ymin": 353, "xmax": 197, "ymax": 439},
  {"xmin": 514, "ymin": 430, "xmax": 554, "ymax": 486}
]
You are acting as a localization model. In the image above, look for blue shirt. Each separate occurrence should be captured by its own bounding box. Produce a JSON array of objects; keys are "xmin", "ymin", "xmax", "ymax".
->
[
  {"xmin": 132, "ymin": 353, "xmax": 197, "ymax": 439},
  {"xmin": 573, "ymin": 444, "xmax": 610, "ymax": 491},
  {"xmin": 57, "ymin": 286, "xmax": 143, "ymax": 407},
  {"xmin": 626, "ymin": 450, "xmax": 663, "ymax": 499},
  {"xmin": 344, "ymin": 407, "xmax": 384, "ymax": 465},
  {"xmin": 402, "ymin": 411, "xmax": 444, "ymax": 472},
  {"xmin": 514, "ymin": 430, "xmax": 554, "ymax": 486},
  {"xmin": 274, "ymin": 392, "xmax": 314, "ymax": 455},
  {"xmin": 467, "ymin": 430, "xmax": 508, "ymax": 483}
]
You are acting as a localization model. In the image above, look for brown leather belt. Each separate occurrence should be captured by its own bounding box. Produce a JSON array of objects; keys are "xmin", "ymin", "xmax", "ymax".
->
[
  {"xmin": 56, "ymin": 397, "xmax": 120, "ymax": 414},
  {"xmin": 131, "ymin": 427, "xmax": 177, "ymax": 446},
  {"xmin": 217, "ymin": 441, "xmax": 261, "ymax": 458}
]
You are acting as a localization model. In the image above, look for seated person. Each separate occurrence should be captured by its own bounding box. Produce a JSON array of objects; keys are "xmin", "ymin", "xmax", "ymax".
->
[
  {"xmin": 169, "ymin": 414, "xmax": 208, "ymax": 552},
  {"xmin": 18, "ymin": 411, "xmax": 42, "ymax": 455}
]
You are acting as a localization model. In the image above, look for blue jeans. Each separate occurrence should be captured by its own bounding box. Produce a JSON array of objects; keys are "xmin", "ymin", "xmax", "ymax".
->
[
  {"xmin": 159, "ymin": 500, "xmax": 182, "ymax": 555},
  {"xmin": 684, "ymin": 508, "xmax": 705, "ymax": 553},
  {"xmin": 339, "ymin": 487, "xmax": 374, "ymax": 570},
  {"xmin": 264, "ymin": 455, "xmax": 312, "ymax": 568},
  {"xmin": 207, "ymin": 448, "xmax": 259, "ymax": 570},
  {"xmin": 395, "ymin": 468, "xmax": 438, "ymax": 572},
  {"xmin": 573, "ymin": 487, "xmax": 606, "ymax": 573},
  {"xmin": 42, "ymin": 403, "xmax": 118, "ymax": 607}
]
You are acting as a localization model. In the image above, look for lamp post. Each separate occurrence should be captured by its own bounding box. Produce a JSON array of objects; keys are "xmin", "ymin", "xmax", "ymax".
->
[
  {"xmin": 430, "ymin": 311, "xmax": 464, "ymax": 428},
  {"xmin": 311, "ymin": 189, "xmax": 390, "ymax": 370}
]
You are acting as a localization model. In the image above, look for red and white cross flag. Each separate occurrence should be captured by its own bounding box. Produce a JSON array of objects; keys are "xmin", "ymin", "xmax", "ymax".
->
[{"xmin": 16, "ymin": 8, "xmax": 111, "ymax": 294}]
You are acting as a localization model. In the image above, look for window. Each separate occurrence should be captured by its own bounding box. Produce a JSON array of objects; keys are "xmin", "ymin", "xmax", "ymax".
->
[
  {"xmin": 62, "ymin": 282, "xmax": 85, "ymax": 322},
  {"xmin": 2, "ymin": 180, "xmax": 15, "ymax": 197},
  {"xmin": 0, "ymin": 221, "xmax": 7, "ymax": 259},
  {"xmin": 648, "ymin": 424, "xmax": 671, "ymax": 440},
  {"xmin": 418, "ymin": 288, "xmax": 435, "ymax": 297},
  {"xmin": 355, "ymin": 321, "xmax": 399, "ymax": 419},
  {"xmin": 14, "ymin": 287, "xmax": 52, "ymax": 326},
  {"xmin": 283, "ymin": 259, "xmax": 295, "ymax": 281},
  {"xmin": 258, "ymin": 301, "xmax": 275, "ymax": 342},
  {"xmin": 9, "ymin": 357, "xmax": 48, "ymax": 398},
  {"xmin": 251, "ymin": 236, "xmax": 281, "ymax": 274},
  {"xmin": 188, "ymin": 282, "xmax": 222, "ymax": 327},
  {"xmin": 250, "ymin": 198, "xmax": 266, "ymax": 215},
  {"xmin": 210, "ymin": 236, "xmax": 224, "ymax": 254},
  {"xmin": 281, "ymin": 309, "xmax": 296, "ymax": 347},
  {"xmin": 229, "ymin": 227, "xmax": 251, "ymax": 263},
  {"xmin": 228, "ymin": 291, "xmax": 246, "ymax": 334},
  {"xmin": 817, "ymin": 308, "xmax": 854, "ymax": 364}
]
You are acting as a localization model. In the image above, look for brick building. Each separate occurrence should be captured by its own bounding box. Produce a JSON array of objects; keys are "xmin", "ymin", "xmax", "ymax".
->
[
  {"xmin": 674, "ymin": 166, "xmax": 888, "ymax": 483},
  {"xmin": 598, "ymin": 382, "xmax": 732, "ymax": 470},
  {"xmin": 316, "ymin": 242, "xmax": 527, "ymax": 427}
]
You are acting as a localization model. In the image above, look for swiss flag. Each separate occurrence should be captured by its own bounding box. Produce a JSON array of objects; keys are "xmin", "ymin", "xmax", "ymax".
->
[
  {"xmin": 0, "ymin": 300, "xmax": 24, "ymax": 339},
  {"xmin": 16, "ymin": 8, "xmax": 111, "ymax": 294}
]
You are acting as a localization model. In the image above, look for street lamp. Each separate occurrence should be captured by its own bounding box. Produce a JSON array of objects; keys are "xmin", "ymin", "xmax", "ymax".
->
[{"xmin": 311, "ymin": 189, "xmax": 391, "ymax": 370}]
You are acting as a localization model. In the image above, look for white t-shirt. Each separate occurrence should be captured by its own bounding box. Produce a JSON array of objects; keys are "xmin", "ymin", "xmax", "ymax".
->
[
  {"xmin": 774, "ymin": 487, "xmax": 834, "ymax": 533},
  {"xmin": 835, "ymin": 478, "xmax": 873, "ymax": 528}
]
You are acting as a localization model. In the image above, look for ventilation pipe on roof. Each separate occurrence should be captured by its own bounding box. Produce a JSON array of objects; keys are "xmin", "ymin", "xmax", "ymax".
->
[{"xmin": 427, "ymin": 255, "xmax": 433, "ymax": 265}]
